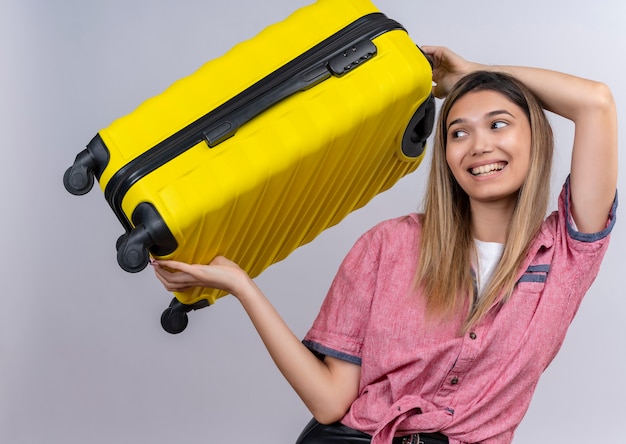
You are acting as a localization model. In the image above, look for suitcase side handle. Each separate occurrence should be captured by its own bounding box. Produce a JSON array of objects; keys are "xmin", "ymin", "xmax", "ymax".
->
[
  {"xmin": 401, "ymin": 94, "xmax": 436, "ymax": 159},
  {"xmin": 202, "ymin": 63, "xmax": 331, "ymax": 147},
  {"xmin": 203, "ymin": 39, "xmax": 378, "ymax": 147}
]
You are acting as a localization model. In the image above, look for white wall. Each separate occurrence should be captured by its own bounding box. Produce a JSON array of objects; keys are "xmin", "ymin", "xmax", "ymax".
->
[{"xmin": 1, "ymin": 0, "xmax": 624, "ymax": 442}]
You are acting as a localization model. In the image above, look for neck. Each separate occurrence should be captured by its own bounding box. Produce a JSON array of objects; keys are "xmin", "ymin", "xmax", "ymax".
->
[{"xmin": 470, "ymin": 198, "xmax": 516, "ymax": 243}]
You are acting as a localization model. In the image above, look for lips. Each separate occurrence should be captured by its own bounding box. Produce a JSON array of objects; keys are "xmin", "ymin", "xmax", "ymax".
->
[{"xmin": 469, "ymin": 162, "xmax": 507, "ymax": 176}]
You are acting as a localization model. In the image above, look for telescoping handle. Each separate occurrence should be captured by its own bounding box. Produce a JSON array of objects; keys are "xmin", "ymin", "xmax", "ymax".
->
[{"xmin": 202, "ymin": 39, "xmax": 378, "ymax": 147}]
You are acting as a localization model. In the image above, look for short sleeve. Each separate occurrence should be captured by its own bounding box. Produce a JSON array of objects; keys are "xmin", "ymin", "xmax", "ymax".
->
[
  {"xmin": 533, "ymin": 177, "xmax": 618, "ymax": 330},
  {"xmin": 302, "ymin": 227, "xmax": 383, "ymax": 365},
  {"xmin": 562, "ymin": 176, "xmax": 617, "ymax": 243}
]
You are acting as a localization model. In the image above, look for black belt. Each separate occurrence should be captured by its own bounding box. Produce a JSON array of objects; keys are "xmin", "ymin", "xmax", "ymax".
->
[
  {"xmin": 294, "ymin": 418, "xmax": 449, "ymax": 444},
  {"xmin": 392, "ymin": 432, "xmax": 449, "ymax": 444}
]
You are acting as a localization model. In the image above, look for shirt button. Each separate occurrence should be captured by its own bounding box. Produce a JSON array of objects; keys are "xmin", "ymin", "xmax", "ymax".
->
[
  {"xmin": 451, "ymin": 377, "xmax": 459, "ymax": 385},
  {"xmin": 469, "ymin": 332, "xmax": 477, "ymax": 340}
]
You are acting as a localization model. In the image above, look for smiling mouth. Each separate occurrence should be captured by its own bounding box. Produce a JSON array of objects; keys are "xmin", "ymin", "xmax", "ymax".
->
[{"xmin": 470, "ymin": 162, "xmax": 507, "ymax": 176}]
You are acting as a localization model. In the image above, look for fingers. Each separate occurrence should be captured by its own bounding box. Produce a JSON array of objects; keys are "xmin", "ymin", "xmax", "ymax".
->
[
  {"xmin": 152, "ymin": 258, "xmax": 189, "ymax": 272},
  {"xmin": 151, "ymin": 256, "xmax": 247, "ymax": 295},
  {"xmin": 420, "ymin": 45, "xmax": 450, "ymax": 70},
  {"xmin": 151, "ymin": 260, "xmax": 198, "ymax": 292},
  {"xmin": 431, "ymin": 82, "xmax": 449, "ymax": 100},
  {"xmin": 153, "ymin": 271, "xmax": 188, "ymax": 293},
  {"xmin": 421, "ymin": 46, "xmax": 455, "ymax": 98},
  {"xmin": 420, "ymin": 45, "xmax": 443, "ymax": 59}
]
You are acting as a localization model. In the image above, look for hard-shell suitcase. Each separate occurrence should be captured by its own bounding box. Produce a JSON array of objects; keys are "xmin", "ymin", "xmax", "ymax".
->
[{"xmin": 63, "ymin": 0, "xmax": 435, "ymax": 333}]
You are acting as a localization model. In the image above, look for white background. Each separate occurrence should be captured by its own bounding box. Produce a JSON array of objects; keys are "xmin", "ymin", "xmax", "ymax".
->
[{"xmin": 1, "ymin": 0, "xmax": 624, "ymax": 442}]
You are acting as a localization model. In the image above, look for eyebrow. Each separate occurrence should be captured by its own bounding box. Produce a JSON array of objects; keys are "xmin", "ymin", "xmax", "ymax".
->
[{"xmin": 447, "ymin": 109, "xmax": 516, "ymax": 131}]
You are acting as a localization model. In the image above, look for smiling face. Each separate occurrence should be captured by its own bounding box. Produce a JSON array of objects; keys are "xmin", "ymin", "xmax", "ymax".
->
[{"xmin": 445, "ymin": 89, "xmax": 532, "ymax": 209}]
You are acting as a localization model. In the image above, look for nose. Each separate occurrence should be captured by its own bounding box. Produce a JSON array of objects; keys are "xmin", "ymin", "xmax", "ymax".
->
[{"xmin": 470, "ymin": 129, "xmax": 495, "ymax": 156}]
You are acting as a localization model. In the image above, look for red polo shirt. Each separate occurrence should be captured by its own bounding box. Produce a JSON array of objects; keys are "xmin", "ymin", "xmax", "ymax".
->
[{"xmin": 303, "ymin": 180, "xmax": 617, "ymax": 444}]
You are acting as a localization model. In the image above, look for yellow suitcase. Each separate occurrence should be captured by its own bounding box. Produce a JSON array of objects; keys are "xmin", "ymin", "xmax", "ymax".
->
[{"xmin": 63, "ymin": 0, "xmax": 434, "ymax": 333}]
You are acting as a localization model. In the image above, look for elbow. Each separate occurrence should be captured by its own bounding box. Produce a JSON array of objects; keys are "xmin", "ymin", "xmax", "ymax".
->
[
  {"xmin": 588, "ymin": 81, "xmax": 616, "ymax": 113},
  {"xmin": 312, "ymin": 410, "xmax": 348, "ymax": 426},
  {"xmin": 570, "ymin": 81, "xmax": 616, "ymax": 123},
  {"xmin": 304, "ymin": 356, "xmax": 360, "ymax": 425},
  {"xmin": 310, "ymin": 401, "xmax": 352, "ymax": 425}
]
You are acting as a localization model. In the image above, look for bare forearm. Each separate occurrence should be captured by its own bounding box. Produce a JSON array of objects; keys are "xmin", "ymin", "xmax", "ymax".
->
[
  {"xmin": 483, "ymin": 64, "xmax": 617, "ymax": 231},
  {"xmin": 235, "ymin": 280, "xmax": 359, "ymax": 422},
  {"xmin": 482, "ymin": 64, "xmax": 613, "ymax": 121},
  {"xmin": 153, "ymin": 257, "xmax": 359, "ymax": 421},
  {"xmin": 424, "ymin": 45, "xmax": 614, "ymax": 120}
]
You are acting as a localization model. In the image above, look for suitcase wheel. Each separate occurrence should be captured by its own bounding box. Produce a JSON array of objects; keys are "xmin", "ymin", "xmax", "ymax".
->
[
  {"xmin": 63, "ymin": 164, "xmax": 94, "ymax": 196},
  {"xmin": 161, "ymin": 302, "xmax": 189, "ymax": 334},
  {"xmin": 115, "ymin": 233, "xmax": 128, "ymax": 252},
  {"xmin": 116, "ymin": 229, "xmax": 150, "ymax": 273},
  {"xmin": 160, "ymin": 298, "xmax": 211, "ymax": 334},
  {"xmin": 63, "ymin": 141, "xmax": 109, "ymax": 195}
]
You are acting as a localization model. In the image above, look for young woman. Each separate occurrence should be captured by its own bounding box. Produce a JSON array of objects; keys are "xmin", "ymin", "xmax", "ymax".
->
[{"xmin": 152, "ymin": 47, "xmax": 618, "ymax": 443}]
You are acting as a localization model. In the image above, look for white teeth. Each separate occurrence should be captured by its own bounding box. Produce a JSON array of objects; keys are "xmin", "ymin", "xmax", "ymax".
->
[{"xmin": 470, "ymin": 162, "xmax": 506, "ymax": 176}]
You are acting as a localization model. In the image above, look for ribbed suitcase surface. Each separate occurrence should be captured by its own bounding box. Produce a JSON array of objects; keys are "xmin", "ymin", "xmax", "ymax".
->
[{"xmin": 63, "ymin": 0, "xmax": 434, "ymax": 333}]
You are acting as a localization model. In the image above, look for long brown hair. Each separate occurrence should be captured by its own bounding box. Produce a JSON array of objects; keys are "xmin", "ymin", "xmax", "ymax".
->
[{"xmin": 416, "ymin": 71, "xmax": 554, "ymax": 332}]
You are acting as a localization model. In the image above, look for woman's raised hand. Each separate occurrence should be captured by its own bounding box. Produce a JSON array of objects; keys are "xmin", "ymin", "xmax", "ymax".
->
[{"xmin": 421, "ymin": 46, "xmax": 482, "ymax": 99}]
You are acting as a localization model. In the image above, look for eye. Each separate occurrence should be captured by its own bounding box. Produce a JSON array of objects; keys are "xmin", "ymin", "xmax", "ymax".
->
[
  {"xmin": 491, "ymin": 120, "xmax": 508, "ymax": 130},
  {"xmin": 449, "ymin": 128, "xmax": 468, "ymax": 139}
]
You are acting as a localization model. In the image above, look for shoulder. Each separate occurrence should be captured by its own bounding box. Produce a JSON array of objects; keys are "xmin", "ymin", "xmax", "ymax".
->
[
  {"xmin": 348, "ymin": 214, "xmax": 424, "ymax": 266},
  {"xmin": 355, "ymin": 213, "xmax": 423, "ymax": 249},
  {"xmin": 365, "ymin": 213, "xmax": 423, "ymax": 238}
]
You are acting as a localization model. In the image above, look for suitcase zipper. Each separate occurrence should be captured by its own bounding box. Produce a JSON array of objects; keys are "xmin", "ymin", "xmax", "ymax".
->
[{"xmin": 104, "ymin": 12, "xmax": 405, "ymax": 232}]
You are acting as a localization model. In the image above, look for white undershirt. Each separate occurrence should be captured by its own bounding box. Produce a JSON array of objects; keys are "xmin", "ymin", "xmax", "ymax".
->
[
  {"xmin": 473, "ymin": 205, "xmax": 578, "ymax": 297},
  {"xmin": 474, "ymin": 239, "xmax": 505, "ymax": 297}
]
